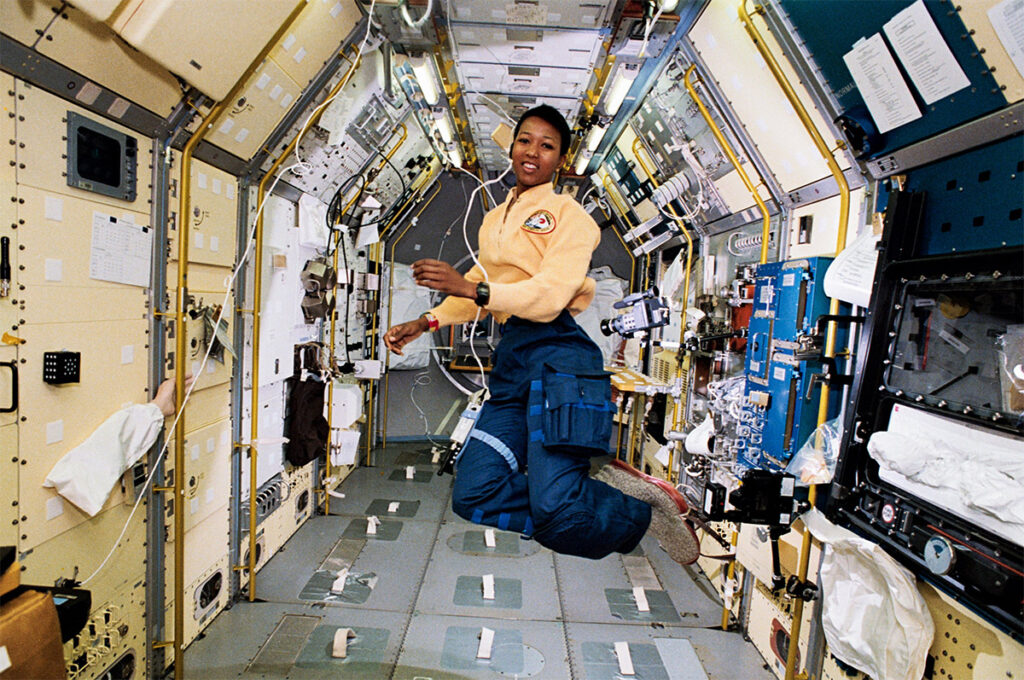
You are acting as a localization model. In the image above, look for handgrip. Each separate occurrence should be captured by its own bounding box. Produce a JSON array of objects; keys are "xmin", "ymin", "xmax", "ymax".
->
[{"xmin": 0, "ymin": 360, "xmax": 17, "ymax": 413}]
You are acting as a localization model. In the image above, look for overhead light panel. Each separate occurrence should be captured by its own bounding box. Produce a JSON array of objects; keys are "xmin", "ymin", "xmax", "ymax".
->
[
  {"xmin": 410, "ymin": 53, "xmax": 440, "ymax": 106},
  {"xmin": 574, "ymin": 152, "xmax": 592, "ymax": 175},
  {"xmin": 448, "ymin": 145, "xmax": 463, "ymax": 168},
  {"xmin": 586, "ymin": 124, "xmax": 608, "ymax": 152},
  {"xmin": 434, "ymin": 111, "xmax": 453, "ymax": 144},
  {"xmin": 603, "ymin": 62, "xmax": 639, "ymax": 116}
]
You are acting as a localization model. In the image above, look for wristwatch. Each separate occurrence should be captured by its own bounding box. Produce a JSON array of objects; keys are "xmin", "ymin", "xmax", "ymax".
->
[
  {"xmin": 474, "ymin": 281, "xmax": 490, "ymax": 307},
  {"xmin": 421, "ymin": 311, "xmax": 439, "ymax": 331}
]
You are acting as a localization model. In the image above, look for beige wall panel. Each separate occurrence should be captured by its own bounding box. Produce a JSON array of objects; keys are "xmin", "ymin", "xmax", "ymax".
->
[
  {"xmin": 16, "ymin": 318, "xmax": 149, "ymax": 550},
  {"xmin": 21, "ymin": 497, "xmax": 146, "ymax": 614},
  {"xmin": 165, "ymin": 267, "xmax": 235, "ymax": 390},
  {"xmin": 163, "ymin": 504, "xmax": 228, "ymax": 602},
  {"xmin": 270, "ymin": 0, "xmax": 360, "ymax": 88},
  {"xmin": 160, "ymin": 556, "xmax": 230, "ymax": 656},
  {"xmin": 37, "ymin": 5, "xmax": 182, "ymax": 116},
  {"xmin": 960, "ymin": 1, "xmax": 1024, "ymax": 104},
  {"xmin": 180, "ymin": 384, "xmax": 231, "ymax": 432},
  {"xmin": 238, "ymin": 463, "xmax": 314, "ymax": 590},
  {"xmin": 787, "ymin": 188, "xmax": 867, "ymax": 260},
  {"xmin": 745, "ymin": 579, "xmax": 816, "ymax": 679},
  {"xmin": 1, "ymin": 425, "xmax": 18, "ymax": 547},
  {"xmin": 2, "ymin": 76, "xmax": 19, "ymax": 364},
  {"xmin": 920, "ymin": 582, "xmax": 1024, "ymax": 679},
  {"xmin": 62, "ymin": 579, "xmax": 147, "ymax": 680},
  {"xmin": 713, "ymin": 165, "xmax": 774, "ymax": 215},
  {"xmin": 111, "ymin": 0, "xmax": 303, "ymax": 101},
  {"xmin": 167, "ymin": 261, "xmax": 237, "ymax": 293},
  {"xmin": 165, "ymin": 419, "xmax": 231, "ymax": 532},
  {"xmin": 15, "ymin": 82, "xmax": 154, "ymax": 210},
  {"xmin": 0, "ymin": 1, "xmax": 60, "ymax": 49},
  {"xmin": 168, "ymin": 158, "xmax": 239, "ymax": 267},
  {"xmin": 71, "ymin": 0, "xmax": 130, "ymax": 23},
  {"xmin": 692, "ymin": 1, "xmax": 848, "ymax": 194},
  {"xmin": 207, "ymin": 57, "xmax": 303, "ymax": 160}
]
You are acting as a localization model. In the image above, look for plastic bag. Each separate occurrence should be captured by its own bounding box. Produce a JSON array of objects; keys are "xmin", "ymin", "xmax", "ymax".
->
[
  {"xmin": 995, "ymin": 324, "xmax": 1024, "ymax": 415},
  {"xmin": 785, "ymin": 417, "xmax": 842, "ymax": 485},
  {"xmin": 802, "ymin": 509, "xmax": 934, "ymax": 680}
]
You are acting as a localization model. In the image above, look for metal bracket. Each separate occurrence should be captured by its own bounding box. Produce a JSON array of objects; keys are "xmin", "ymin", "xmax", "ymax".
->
[{"xmin": 785, "ymin": 574, "xmax": 819, "ymax": 602}]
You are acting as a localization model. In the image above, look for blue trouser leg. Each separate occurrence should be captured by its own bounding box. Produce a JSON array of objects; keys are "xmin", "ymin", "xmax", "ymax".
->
[
  {"xmin": 450, "ymin": 311, "xmax": 651, "ymax": 559},
  {"xmin": 451, "ymin": 398, "xmax": 535, "ymax": 535}
]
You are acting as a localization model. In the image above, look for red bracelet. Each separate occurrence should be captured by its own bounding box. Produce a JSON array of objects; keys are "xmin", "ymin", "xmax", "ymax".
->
[{"xmin": 422, "ymin": 312, "xmax": 439, "ymax": 331}]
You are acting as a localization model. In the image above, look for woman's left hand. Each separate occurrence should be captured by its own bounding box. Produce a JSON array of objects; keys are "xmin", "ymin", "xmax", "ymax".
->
[{"xmin": 412, "ymin": 259, "xmax": 476, "ymax": 298}]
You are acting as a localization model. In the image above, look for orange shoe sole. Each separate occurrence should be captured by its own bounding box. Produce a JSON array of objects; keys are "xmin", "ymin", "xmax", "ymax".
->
[{"xmin": 609, "ymin": 459, "xmax": 690, "ymax": 515}]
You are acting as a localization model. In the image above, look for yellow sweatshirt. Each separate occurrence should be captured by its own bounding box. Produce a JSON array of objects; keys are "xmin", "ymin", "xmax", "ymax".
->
[{"xmin": 430, "ymin": 182, "xmax": 599, "ymax": 327}]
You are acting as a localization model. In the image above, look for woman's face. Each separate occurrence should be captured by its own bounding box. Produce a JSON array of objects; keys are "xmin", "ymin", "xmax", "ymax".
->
[{"xmin": 511, "ymin": 116, "xmax": 566, "ymax": 190}]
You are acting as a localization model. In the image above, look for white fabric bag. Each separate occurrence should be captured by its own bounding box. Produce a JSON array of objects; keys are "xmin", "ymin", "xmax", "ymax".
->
[
  {"xmin": 801, "ymin": 509, "xmax": 934, "ymax": 680},
  {"xmin": 44, "ymin": 403, "xmax": 164, "ymax": 516}
]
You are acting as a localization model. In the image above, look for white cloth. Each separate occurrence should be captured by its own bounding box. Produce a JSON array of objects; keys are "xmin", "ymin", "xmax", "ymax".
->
[
  {"xmin": 44, "ymin": 403, "xmax": 164, "ymax": 516},
  {"xmin": 382, "ymin": 263, "xmax": 432, "ymax": 370},
  {"xmin": 802, "ymin": 509, "xmax": 934, "ymax": 680}
]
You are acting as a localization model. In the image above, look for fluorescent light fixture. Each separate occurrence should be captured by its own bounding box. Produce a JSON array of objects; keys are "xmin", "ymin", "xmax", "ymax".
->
[
  {"xmin": 448, "ymin": 145, "xmax": 463, "ymax": 168},
  {"xmin": 434, "ymin": 113, "xmax": 453, "ymax": 144},
  {"xmin": 410, "ymin": 54, "xmax": 440, "ymax": 106},
  {"xmin": 574, "ymin": 152, "xmax": 592, "ymax": 175},
  {"xmin": 585, "ymin": 124, "xmax": 608, "ymax": 152},
  {"xmin": 603, "ymin": 62, "xmax": 639, "ymax": 116}
]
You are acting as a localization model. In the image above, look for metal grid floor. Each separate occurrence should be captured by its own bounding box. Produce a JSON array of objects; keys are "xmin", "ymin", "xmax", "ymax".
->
[{"xmin": 185, "ymin": 443, "xmax": 775, "ymax": 679}]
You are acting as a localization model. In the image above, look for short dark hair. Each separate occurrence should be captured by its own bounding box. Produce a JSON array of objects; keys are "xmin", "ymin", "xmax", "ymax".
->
[{"xmin": 511, "ymin": 104, "xmax": 572, "ymax": 156}]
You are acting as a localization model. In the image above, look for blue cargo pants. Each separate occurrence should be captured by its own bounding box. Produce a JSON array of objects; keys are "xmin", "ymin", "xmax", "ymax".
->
[{"xmin": 450, "ymin": 311, "xmax": 651, "ymax": 559}]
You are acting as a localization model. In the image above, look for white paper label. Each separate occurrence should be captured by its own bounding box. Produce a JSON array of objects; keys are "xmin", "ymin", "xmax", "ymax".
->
[
  {"xmin": 45, "ymin": 195, "xmax": 64, "ymax": 221},
  {"xmin": 44, "ymin": 258, "xmax": 62, "ymax": 282},
  {"xmin": 256, "ymin": 73, "xmax": 272, "ymax": 90},
  {"xmin": 482, "ymin": 573, "xmax": 495, "ymax": 600},
  {"xmin": 46, "ymin": 495, "xmax": 64, "ymax": 520},
  {"xmin": 121, "ymin": 344, "xmax": 134, "ymax": 365},
  {"xmin": 190, "ymin": 497, "xmax": 200, "ymax": 515},
  {"xmin": 219, "ymin": 119, "xmax": 235, "ymax": 134},
  {"xmin": 477, "ymin": 627, "xmax": 495, "ymax": 659},
  {"xmin": 774, "ymin": 366, "xmax": 787, "ymax": 382},
  {"xmin": 191, "ymin": 444, "xmax": 200, "ymax": 461},
  {"xmin": 939, "ymin": 328, "xmax": 970, "ymax": 354},
  {"xmin": 884, "ymin": 0, "xmax": 970, "ymax": 104},
  {"xmin": 614, "ymin": 641, "xmax": 636, "ymax": 676},
  {"xmin": 212, "ymin": 178, "xmax": 222, "ymax": 195},
  {"xmin": 269, "ymin": 84, "xmax": 283, "ymax": 101},
  {"xmin": 632, "ymin": 586, "xmax": 650, "ymax": 612},
  {"xmin": 197, "ymin": 172, "xmax": 208, "ymax": 190},
  {"xmin": 209, "ymin": 235, "xmax": 220, "ymax": 252},
  {"xmin": 194, "ymin": 232, "xmax": 204, "ymax": 249},
  {"xmin": 782, "ymin": 273, "xmax": 796, "ymax": 287},
  {"xmin": 843, "ymin": 34, "xmax": 922, "ymax": 133},
  {"xmin": 46, "ymin": 420, "xmax": 64, "ymax": 445},
  {"xmin": 207, "ymin": 437, "xmax": 216, "ymax": 453},
  {"xmin": 989, "ymin": 0, "xmax": 1024, "ymax": 79}
]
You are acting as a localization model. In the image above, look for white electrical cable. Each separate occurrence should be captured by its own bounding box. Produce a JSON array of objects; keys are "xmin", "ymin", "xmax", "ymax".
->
[
  {"xmin": 400, "ymin": 0, "xmax": 433, "ymax": 29},
  {"xmin": 409, "ymin": 371, "xmax": 442, "ymax": 444},
  {"xmin": 82, "ymin": 1, "xmax": 382, "ymax": 586}
]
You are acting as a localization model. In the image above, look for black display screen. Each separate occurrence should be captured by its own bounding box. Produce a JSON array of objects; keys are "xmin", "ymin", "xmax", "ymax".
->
[{"xmin": 76, "ymin": 125, "xmax": 122, "ymax": 189}]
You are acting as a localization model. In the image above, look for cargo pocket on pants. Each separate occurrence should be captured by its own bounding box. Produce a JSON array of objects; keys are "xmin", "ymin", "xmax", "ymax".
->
[{"xmin": 540, "ymin": 363, "xmax": 614, "ymax": 457}]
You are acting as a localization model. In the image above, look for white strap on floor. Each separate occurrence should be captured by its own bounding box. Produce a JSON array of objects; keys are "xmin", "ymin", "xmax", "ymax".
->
[
  {"xmin": 632, "ymin": 586, "xmax": 650, "ymax": 612},
  {"xmin": 366, "ymin": 515, "xmax": 380, "ymax": 535},
  {"xmin": 614, "ymin": 641, "xmax": 635, "ymax": 676},
  {"xmin": 477, "ymin": 627, "xmax": 495, "ymax": 659},
  {"xmin": 482, "ymin": 573, "xmax": 495, "ymax": 600},
  {"xmin": 331, "ymin": 628, "xmax": 355, "ymax": 658},
  {"xmin": 405, "ymin": 465, "xmax": 416, "ymax": 479},
  {"xmin": 330, "ymin": 568, "xmax": 349, "ymax": 594},
  {"xmin": 387, "ymin": 501, "xmax": 400, "ymax": 513},
  {"xmin": 484, "ymin": 528, "xmax": 497, "ymax": 548}
]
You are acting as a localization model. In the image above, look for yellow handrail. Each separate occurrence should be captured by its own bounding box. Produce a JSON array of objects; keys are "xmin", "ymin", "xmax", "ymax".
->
[
  {"xmin": 170, "ymin": 3, "xmax": 307, "ymax": 673},
  {"xmin": 631, "ymin": 137, "xmax": 692, "ymax": 481},
  {"xmin": 250, "ymin": 49, "xmax": 362, "ymax": 602},
  {"xmin": 683, "ymin": 65, "xmax": 772, "ymax": 265},
  {"xmin": 738, "ymin": 3, "xmax": 852, "ymax": 677},
  {"xmin": 381, "ymin": 180, "xmax": 442, "ymax": 447}
]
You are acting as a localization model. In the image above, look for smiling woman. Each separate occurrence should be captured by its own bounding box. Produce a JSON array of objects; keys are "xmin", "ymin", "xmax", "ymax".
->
[{"xmin": 383, "ymin": 105, "xmax": 700, "ymax": 564}]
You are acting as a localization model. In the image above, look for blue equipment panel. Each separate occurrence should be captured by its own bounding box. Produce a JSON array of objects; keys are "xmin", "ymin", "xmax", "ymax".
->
[
  {"xmin": 780, "ymin": 0, "xmax": 1006, "ymax": 157},
  {"xmin": 739, "ymin": 258, "xmax": 843, "ymax": 471}
]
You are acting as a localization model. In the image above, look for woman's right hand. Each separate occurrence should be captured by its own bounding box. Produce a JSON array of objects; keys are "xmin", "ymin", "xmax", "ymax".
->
[{"xmin": 384, "ymin": 317, "xmax": 429, "ymax": 356}]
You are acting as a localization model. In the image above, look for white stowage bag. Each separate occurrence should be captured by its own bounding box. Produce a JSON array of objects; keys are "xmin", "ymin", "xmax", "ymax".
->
[
  {"xmin": 801, "ymin": 509, "xmax": 934, "ymax": 680},
  {"xmin": 44, "ymin": 403, "xmax": 165, "ymax": 516},
  {"xmin": 381, "ymin": 263, "xmax": 431, "ymax": 370}
]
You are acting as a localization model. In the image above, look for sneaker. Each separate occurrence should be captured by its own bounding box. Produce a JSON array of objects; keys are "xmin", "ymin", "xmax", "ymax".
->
[{"xmin": 595, "ymin": 459, "xmax": 700, "ymax": 565}]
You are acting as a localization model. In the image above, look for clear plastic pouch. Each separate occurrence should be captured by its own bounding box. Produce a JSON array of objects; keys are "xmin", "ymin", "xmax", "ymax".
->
[{"xmin": 785, "ymin": 417, "xmax": 842, "ymax": 485}]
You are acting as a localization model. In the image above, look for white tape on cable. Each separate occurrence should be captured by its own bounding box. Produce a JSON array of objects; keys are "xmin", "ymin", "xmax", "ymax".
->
[
  {"xmin": 614, "ymin": 641, "xmax": 635, "ymax": 676},
  {"xmin": 482, "ymin": 573, "xmax": 495, "ymax": 600},
  {"xmin": 330, "ymin": 568, "xmax": 349, "ymax": 593},
  {"xmin": 477, "ymin": 627, "xmax": 495, "ymax": 659},
  {"xmin": 484, "ymin": 528, "xmax": 497, "ymax": 548},
  {"xmin": 632, "ymin": 586, "xmax": 650, "ymax": 612}
]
